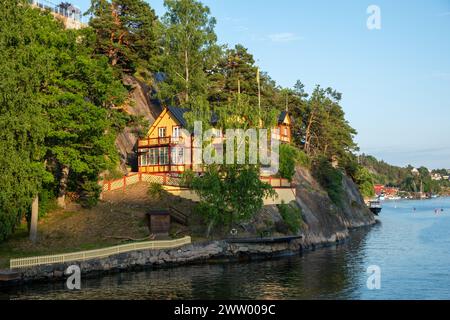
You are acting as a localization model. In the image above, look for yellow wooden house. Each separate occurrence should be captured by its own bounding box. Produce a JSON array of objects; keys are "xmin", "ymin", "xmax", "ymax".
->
[{"xmin": 138, "ymin": 106, "xmax": 292, "ymax": 174}]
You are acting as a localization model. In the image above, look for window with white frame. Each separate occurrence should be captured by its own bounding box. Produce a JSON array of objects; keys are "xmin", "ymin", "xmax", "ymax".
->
[
  {"xmin": 171, "ymin": 147, "xmax": 184, "ymax": 165},
  {"xmin": 139, "ymin": 149, "xmax": 148, "ymax": 166},
  {"xmin": 284, "ymin": 126, "xmax": 288, "ymax": 136},
  {"xmin": 173, "ymin": 126, "xmax": 180, "ymax": 138},
  {"xmin": 158, "ymin": 127, "xmax": 166, "ymax": 138},
  {"xmin": 159, "ymin": 147, "xmax": 169, "ymax": 165},
  {"xmin": 149, "ymin": 148, "xmax": 158, "ymax": 165}
]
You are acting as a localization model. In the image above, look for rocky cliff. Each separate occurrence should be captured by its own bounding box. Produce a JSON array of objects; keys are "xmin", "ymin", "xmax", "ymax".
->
[
  {"xmin": 115, "ymin": 76, "xmax": 162, "ymax": 172},
  {"xmin": 293, "ymin": 167, "xmax": 375, "ymax": 247}
]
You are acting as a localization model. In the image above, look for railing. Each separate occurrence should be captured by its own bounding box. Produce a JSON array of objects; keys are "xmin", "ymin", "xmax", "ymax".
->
[
  {"xmin": 10, "ymin": 236, "xmax": 191, "ymax": 269},
  {"xmin": 138, "ymin": 136, "xmax": 185, "ymax": 147},
  {"xmin": 29, "ymin": 0, "xmax": 83, "ymax": 22},
  {"xmin": 100, "ymin": 173, "xmax": 293, "ymax": 193},
  {"xmin": 260, "ymin": 177, "xmax": 292, "ymax": 188},
  {"xmin": 100, "ymin": 173, "xmax": 184, "ymax": 192}
]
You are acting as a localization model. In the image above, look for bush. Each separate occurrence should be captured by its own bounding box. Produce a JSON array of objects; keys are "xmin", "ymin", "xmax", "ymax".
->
[
  {"xmin": 277, "ymin": 201, "xmax": 303, "ymax": 234},
  {"xmin": 38, "ymin": 189, "xmax": 58, "ymax": 218},
  {"xmin": 148, "ymin": 182, "xmax": 165, "ymax": 200},
  {"xmin": 312, "ymin": 156, "xmax": 344, "ymax": 207},
  {"xmin": 78, "ymin": 181, "xmax": 102, "ymax": 209},
  {"xmin": 354, "ymin": 166, "xmax": 375, "ymax": 198},
  {"xmin": 278, "ymin": 144, "xmax": 310, "ymax": 181}
]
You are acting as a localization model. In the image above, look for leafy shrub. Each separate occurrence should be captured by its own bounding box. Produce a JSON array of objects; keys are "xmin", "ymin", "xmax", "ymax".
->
[
  {"xmin": 354, "ymin": 166, "xmax": 375, "ymax": 198},
  {"xmin": 78, "ymin": 181, "xmax": 102, "ymax": 208},
  {"xmin": 38, "ymin": 189, "xmax": 58, "ymax": 218},
  {"xmin": 312, "ymin": 156, "xmax": 344, "ymax": 207},
  {"xmin": 277, "ymin": 201, "xmax": 303, "ymax": 234},
  {"xmin": 278, "ymin": 144, "xmax": 310, "ymax": 181},
  {"xmin": 147, "ymin": 182, "xmax": 165, "ymax": 200}
]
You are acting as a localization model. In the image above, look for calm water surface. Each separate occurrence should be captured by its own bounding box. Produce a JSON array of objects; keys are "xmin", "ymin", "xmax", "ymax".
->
[{"xmin": 2, "ymin": 197, "xmax": 450, "ymax": 300}]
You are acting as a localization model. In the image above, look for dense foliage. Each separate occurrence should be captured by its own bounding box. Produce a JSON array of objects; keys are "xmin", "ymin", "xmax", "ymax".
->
[
  {"xmin": 312, "ymin": 157, "xmax": 344, "ymax": 207},
  {"xmin": 0, "ymin": 1, "xmax": 128, "ymax": 240},
  {"xmin": 359, "ymin": 154, "xmax": 447, "ymax": 194},
  {"xmin": 277, "ymin": 201, "xmax": 303, "ymax": 234},
  {"xmin": 0, "ymin": 0, "xmax": 369, "ymax": 241}
]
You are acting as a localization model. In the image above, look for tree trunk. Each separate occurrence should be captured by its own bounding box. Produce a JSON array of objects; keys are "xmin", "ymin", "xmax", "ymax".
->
[
  {"xmin": 29, "ymin": 196, "xmax": 38, "ymax": 243},
  {"xmin": 205, "ymin": 220, "xmax": 214, "ymax": 238},
  {"xmin": 184, "ymin": 49, "xmax": 189, "ymax": 103},
  {"xmin": 57, "ymin": 165, "xmax": 70, "ymax": 208}
]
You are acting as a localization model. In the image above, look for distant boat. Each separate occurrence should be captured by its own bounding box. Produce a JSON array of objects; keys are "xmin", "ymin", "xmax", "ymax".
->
[{"xmin": 368, "ymin": 200, "xmax": 382, "ymax": 216}]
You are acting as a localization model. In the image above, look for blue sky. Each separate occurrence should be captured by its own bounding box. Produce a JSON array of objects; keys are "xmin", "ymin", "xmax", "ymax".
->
[{"xmin": 75, "ymin": 0, "xmax": 450, "ymax": 169}]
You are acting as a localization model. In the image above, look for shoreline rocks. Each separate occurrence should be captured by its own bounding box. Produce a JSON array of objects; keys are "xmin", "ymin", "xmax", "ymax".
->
[{"xmin": 2, "ymin": 234, "xmax": 356, "ymax": 286}]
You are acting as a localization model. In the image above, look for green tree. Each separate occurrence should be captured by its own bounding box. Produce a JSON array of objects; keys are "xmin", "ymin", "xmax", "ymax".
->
[
  {"xmin": 0, "ymin": 1, "xmax": 53, "ymax": 240},
  {"xmin": 303, "ymin": 85, "xmax": 357, "ymax": 161},
  {"xmin": 312, "ymin": 156, "xmax": 344, "ymax": 207},
  {"xmin": 88, "ymin": 0, "xmax": 161, "ymax": 73},
  {"xmin": 42, "ymin": 27, "xmax": 128, "ymax": 207},
  {"xmin": 353, "ymin": 166, "xmax": 375, "ymax": 198},
  {"xmin": 159, "ymin": 0, "xmax": 219, "ymax": 104},
  {"xmin": 187, "ymin": 166, "xmax": 276, "ymax": 237}
]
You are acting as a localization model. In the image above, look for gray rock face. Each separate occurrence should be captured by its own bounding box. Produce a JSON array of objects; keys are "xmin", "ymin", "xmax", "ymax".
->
[{"xmin": 293, "ymin": 167, "xmax": 375, "ymax": 248}]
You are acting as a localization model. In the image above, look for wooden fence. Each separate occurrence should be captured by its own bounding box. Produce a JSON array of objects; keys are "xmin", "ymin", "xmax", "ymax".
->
[
  {"xmin": 100, "ymin": 173, "xmax": 292, "ymax": 193},
  {"xmin": 10, "ymin": 236, "xmax": 191, "ymax": 269}
]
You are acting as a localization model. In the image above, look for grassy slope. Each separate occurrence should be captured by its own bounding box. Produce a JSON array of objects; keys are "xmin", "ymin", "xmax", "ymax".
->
[{"xmin": 0, "ymin": 183, "xmax": 195, "ymax": 268}]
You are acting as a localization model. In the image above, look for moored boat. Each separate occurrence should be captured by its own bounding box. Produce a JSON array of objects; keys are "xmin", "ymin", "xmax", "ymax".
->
[{"xmin": 368, "ymin": 200, "xmax": 382, "ymax": 215}]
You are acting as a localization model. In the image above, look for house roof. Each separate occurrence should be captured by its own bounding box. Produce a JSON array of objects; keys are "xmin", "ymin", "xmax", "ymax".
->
[
  {"xmin": 166, "ymin": 107, "xmax": 289, "ymax": 128},
  {"xmin": 278, "ymin": 111, "xmax": 288, "ymax": 124},
  {"xmin": 167, "ymin": 106, "xmax": 188, "ymax": 127}
]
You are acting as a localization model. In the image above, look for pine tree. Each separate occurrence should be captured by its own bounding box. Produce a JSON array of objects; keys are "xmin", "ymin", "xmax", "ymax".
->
[{"xmin": 88, "ymin": 0, "xmax": 161, "ymax": 73}]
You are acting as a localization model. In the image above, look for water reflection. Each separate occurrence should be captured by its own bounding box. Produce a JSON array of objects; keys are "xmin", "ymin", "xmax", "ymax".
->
[{"xmin": 2, "ymin": 225, "xmax": 376, "ymax": 300}]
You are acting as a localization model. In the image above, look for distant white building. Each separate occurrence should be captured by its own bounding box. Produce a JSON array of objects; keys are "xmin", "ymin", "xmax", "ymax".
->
[
  {"xmin": 431, "ymin": 173, "xmax": 443, "ymax": 181},
  {"xmin": 29, "ymin": 0, "xmax": 85, "ymax": 30},
  {"xmin": 411, "ymin": 168, "xmax": 420, "ymax": 176}
]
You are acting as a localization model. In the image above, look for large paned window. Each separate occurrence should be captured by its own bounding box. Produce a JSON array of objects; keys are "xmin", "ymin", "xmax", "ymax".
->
[{"xmin": 159, "ymin": 147, "xmax": 169, "ymax": 165}]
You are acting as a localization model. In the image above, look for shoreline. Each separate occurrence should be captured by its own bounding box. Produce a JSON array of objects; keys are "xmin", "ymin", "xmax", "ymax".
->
[{"xmin": 0, "ymin": 222, "xmax": 377, "ymax": 288}]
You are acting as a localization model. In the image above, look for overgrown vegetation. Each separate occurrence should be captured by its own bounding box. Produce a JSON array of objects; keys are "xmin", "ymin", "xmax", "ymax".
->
[
  {"xmin": 312, "ymin": 157, "xmax": 344, "ymax": 207},
  {"xmin": 147, "ymin": 182, "xmax": 165, "ymax": 200},
  {"xmin": 279, "ymin": 144, "xmax": 310, "ymax": 181},
  {"xmin": 277, "ymin": 201, "xmax": 303, "ymax": 234}
]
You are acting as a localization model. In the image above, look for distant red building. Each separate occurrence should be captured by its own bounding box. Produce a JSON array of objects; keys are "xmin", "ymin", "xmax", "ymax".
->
[
  {"xmin": 374, "ymin": 184, "xmax": 384, "ymax": 196},
  {"xmin": 374, "ymin": 184, "xmax": 399, "ymax": 197}
]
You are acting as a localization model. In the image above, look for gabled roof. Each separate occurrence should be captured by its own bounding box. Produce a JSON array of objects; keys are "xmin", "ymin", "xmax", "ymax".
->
[
  {"xmin": 167, "ymin": 106, "xmax": 188, "ymax": 127},
  {"xmin": 278, "ymin": 111, "xmax": 289, "ymax": 124}
]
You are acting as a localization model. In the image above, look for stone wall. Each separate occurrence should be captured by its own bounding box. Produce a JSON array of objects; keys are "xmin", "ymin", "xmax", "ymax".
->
[{"xmin": 15, "ymin": 240, "xmax": 303, "ymax": 283}]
